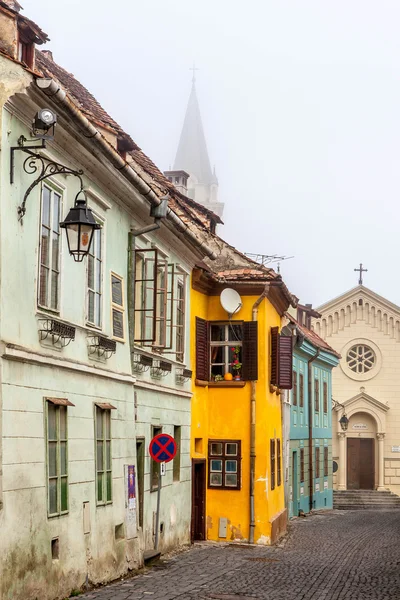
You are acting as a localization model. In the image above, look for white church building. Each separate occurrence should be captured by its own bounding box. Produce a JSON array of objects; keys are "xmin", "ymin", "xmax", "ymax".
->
[{"xmin": 312, "ymin": 281, "xmax": 400, "ymax": 495}]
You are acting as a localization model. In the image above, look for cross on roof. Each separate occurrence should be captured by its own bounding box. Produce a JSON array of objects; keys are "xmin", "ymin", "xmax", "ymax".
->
[
  {"xmin": 354, "ymin": 263, "xmax": 368, "ymax": 285},
  {"xmin": 190, "ymin": 62, "xmax": 199, "ymax": 84}
]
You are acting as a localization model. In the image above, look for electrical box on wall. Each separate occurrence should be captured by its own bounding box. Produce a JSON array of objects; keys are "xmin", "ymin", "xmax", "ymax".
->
[{"xmin": 218, "ymin": 517, "xmax": 228, "ymax": 538}]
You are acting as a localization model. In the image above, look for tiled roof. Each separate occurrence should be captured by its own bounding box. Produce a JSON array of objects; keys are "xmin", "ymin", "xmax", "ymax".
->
[
  {"xmin": 0, "ymin": 1, "xmax": 49, "ymax": 43},
  {"xmin": 287, "ymin": 314, "xmax": 341, "ymax": 358},
  {"xmin": 35, "ymin": 51, "xmax": 222, "ymax": 228},
  {"xmin": 217, "ymin": 267, "xmax": 277, "ymax": 281}
]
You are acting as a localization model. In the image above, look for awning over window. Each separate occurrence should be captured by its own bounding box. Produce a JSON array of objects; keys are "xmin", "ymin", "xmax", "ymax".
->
[
  {"xmin": 95, "ymin": 402, "xmax": 117, "ymax": 410},
  {"xmin": 46, "ymin": 397, "xmax": 75, "ymax": 406}
]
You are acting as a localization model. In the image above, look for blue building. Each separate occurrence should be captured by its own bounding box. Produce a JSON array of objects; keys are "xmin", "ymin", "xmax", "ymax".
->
[{"xmin": 288, "ymin": 306, "xmax": 340, "ymax": 518}]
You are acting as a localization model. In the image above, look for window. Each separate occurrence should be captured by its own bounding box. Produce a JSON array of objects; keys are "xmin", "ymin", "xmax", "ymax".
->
[
  {"xmin": 299, "ymin": 374, "xmax": 304, "ymax": 408},
  {"xmin": 315, "ymin": 447, "xmax": 320, "ymax": 478},
  {"xmin": 46, "ymin": 399, "xmax": 71, "ymax": 516},
  {"xmin": 270, "ymin": 439, "xmax": 276, "ymax": 490},
  {"xmin": 323, "ymin": 382, "xmax": 328, "ymax": 414},
  {"xmin": 87, "ymin": 226, "xmax": 102, "ymax": 327},
  {"xmin": 210, "ymin": 323, "xmax": 243, "ymax": 379},
  {"xmin": 346, "ymin": 344, "xmax": 376, "ymax": 374},
  {"xmin": 277, "ymin": 439, "xmax": 282, "ymax": 487},
  {"xmin": 111, "ymin": 273, "xmax": 125, "ymax": 340},
  {"xmin": 270, "ymin": 327, "xmax": 293, "ymax": 389},
  {"xmin": 324, "ymin": 447, "xmax": 329, "ymax": 477},
  {"xmin": 38, "ymin": 184, "xmax": 62, "ymax": 311},
  {"xmin": 173, "ymin": 426, "xmax": 181, "ymax": 482},
  {"xmin": 18, "ymin": 30, "xmax": 34, "ymax": 68},
  {"xmin": 155, "ymin": 262, "xmax": 168, "ymax": 347},
  {"xmin": 300, "ymin": 448, "xmax": 305, "ymax": 482},
  {"xmin": 151, "ymin": 426, "xmax": 162, "ymax": 491},
  {"xmin": 314, "ymin": 379, "xmax": 320, "ymax": 412},
  {"xmin": 208, "ymin": 440, "xmax": 241, "ymax": 490},
  {"xmin": 95, "ymin": 406, "xmax": 112, "ymax": 504},
  {"xmin": 292, "ymin": 371, "xmax": 297, "ymax": 406},
  {"xmin": 196, "ymin": 318, "xmax": 258, "ymax": 382},
  {"xmin": 176, "ymin": 279, "xmax": 185, "ymax": 362}
]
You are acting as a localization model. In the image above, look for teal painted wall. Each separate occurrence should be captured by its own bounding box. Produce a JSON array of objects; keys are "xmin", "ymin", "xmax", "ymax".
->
[{"xmin": 289, "ymin": 340, "xmax": 338, "ymax": 517}]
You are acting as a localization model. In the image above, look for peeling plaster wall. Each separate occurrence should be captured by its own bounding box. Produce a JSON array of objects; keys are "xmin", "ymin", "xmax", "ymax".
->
[
  {"xmin": 0, "ymin": 54, "xmax": 141, "ymax": 599},
  {"xmin": 0, "ymin": 9, "xmax": 17, "ymax": 61}
]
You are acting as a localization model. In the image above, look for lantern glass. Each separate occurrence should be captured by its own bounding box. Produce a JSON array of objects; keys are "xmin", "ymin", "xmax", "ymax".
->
[{"xmin": 60, "ymin": 196, "xmax": 100, "ymax": 262}]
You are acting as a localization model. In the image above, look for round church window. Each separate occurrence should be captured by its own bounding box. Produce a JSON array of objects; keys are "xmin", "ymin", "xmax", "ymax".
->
[{"xmin": 346, "ymin": 344, "xmax": 376, "ymax": 374}]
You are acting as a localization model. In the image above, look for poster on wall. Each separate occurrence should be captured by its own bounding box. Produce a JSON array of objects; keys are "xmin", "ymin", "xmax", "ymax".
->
[{"xmin": 125, "ymin": 464, "xmax": 137, "ymax": 539}]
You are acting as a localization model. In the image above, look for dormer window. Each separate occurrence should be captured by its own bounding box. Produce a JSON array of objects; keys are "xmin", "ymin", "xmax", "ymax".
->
[{"xmin": 18, "ymin": 29, "xmax": 34, "ymax": 68}]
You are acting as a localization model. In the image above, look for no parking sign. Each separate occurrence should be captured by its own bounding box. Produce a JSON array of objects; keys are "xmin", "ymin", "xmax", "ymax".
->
[{"xmin": 149, "ymin": 433, "xmax": 177, "ymax": 463}]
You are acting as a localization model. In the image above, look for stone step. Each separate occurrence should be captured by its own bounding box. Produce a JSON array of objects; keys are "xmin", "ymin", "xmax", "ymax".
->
[
  {"xmin": 334, "ymin": 505, "xmax": 400, "ymax": 510},
  {"xmin": 333, "ymin": 490, "xmax": 400, "ymax": 510}
]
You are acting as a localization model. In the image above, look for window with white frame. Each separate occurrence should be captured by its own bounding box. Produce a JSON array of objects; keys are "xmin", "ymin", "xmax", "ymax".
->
[
  {"xmin": 38, "ymin": 184, "xmax": 62, "ymax": 311},
  {"xmin": 87, "ymin": 226, "xmax": 102, "ymax": 327},
  {"xmin": 208, "ymin": 440, "xmax": 241, "ymax": 490},
  {"xmin": 210, "ymin": 323, "xmax": 243, "ymax": 379},
  {"xmin": 111, "ymin": 273, "xmax": 125, "ymax": 341}
]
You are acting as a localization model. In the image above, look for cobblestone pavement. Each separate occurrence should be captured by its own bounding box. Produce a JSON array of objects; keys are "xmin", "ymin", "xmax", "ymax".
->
[{"xmin": 79, "ymin": 510, "xmax": 400, "ymax": 600}]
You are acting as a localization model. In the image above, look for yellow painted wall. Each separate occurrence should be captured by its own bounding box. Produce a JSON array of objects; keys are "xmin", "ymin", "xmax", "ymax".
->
[{"xmin": 190, "ymin": 286, "xmax": 285, "ymax": 544}]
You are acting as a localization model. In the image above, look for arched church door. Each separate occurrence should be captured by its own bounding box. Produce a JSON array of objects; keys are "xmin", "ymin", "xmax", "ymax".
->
[{"xmin": 347, "ymin": 438, "xmax": 375, "ymax": 489}]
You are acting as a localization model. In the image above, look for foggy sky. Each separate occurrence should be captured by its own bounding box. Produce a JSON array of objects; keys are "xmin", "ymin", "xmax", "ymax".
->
[{"xmin": 22, "ymin": 0, "xmax": 400, "ymax": 307}]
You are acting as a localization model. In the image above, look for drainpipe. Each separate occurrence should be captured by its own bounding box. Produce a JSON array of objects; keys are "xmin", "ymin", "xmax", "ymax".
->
[
  {"xmin": 249, "ymin": 283, "xmax": 270, "ymax": 544},
  {"xmin": 307, "ymin": 348, "xmax": 320, "ymax": 513},
  {"xmin": 35, "ymin": 79, "xmax": 217, "ymax": 260}
]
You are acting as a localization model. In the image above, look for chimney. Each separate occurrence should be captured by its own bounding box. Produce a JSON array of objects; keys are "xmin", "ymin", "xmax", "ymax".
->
[
  {"xmin": 0, "ymin": 4, "xmax": 18, "ymax": 59},
  {"xmin": 41, "ymin": 50, "xmax": 53, "ymax": 61}
]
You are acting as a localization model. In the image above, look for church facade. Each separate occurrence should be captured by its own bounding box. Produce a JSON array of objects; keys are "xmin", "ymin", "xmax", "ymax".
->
[{"xmin": 312, "ymin": 285, "xmax": 400, "ymax": 495}]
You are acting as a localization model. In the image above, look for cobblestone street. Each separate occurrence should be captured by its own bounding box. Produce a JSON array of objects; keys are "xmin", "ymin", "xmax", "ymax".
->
[{"xmin": 79, "ymin": 510, "xmax": 400, "ymax": 600}]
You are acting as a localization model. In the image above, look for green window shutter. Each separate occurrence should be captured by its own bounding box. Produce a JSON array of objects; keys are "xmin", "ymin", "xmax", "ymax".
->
[
  {"xmin": 242, "ymin": 321, "xmax": 258, "ymax": 381},
  {"xmin": 195, "ymin": 317, "xmax": 209, "ymax": 381}
]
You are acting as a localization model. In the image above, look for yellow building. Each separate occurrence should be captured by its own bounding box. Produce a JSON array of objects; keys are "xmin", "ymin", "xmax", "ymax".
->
[{"xmin": 190, "ymin": 262, "xmax": 297, "ymax": 545}]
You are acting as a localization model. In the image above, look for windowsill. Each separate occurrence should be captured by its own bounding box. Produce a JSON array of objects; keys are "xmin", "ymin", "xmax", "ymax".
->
[{"xmin": 196, "ymin": 379, "xmax": 246, "ymax": 388}]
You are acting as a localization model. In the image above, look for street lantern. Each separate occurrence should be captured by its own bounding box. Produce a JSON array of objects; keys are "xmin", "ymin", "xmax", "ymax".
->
[
  {"xmin": 339, "ymin": 414, "xmax": 349, "ymax": 432},
  {"xmin": 60, "ymin": 192, "xmax": 101, "ymax": 262}
]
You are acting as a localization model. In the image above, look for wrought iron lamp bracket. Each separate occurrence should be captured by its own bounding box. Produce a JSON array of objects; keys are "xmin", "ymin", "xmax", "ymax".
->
[{"xmin": 10, "ymin": 136, "xmax": 84, "ymax": 224}]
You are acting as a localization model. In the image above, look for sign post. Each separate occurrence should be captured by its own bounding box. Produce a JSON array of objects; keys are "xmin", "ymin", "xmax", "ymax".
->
[{"xmin": 149, "ymin": 433, "xmax": 177, "ymax": 550}]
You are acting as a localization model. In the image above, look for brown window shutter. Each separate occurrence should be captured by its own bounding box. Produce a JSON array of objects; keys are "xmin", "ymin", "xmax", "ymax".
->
[
  {"xmin": 278, "ymin": 335, "xmax": 293, "ymax": 389},
  {"xmin": 270, "ymin": 327, "xmax": 279, "ymax": 385},
  {"xmin": 196, "ymin": 317, "xmax": 209, "ymax": 381},
  {"xmin": 242, "ymin": 321, "xmax": 258, "ymax": 381}
]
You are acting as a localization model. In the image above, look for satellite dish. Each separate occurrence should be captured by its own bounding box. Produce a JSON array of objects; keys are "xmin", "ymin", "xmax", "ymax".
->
[{"xmin": 220, "ymin": 288, "xmax": 242, "ymax": 317}]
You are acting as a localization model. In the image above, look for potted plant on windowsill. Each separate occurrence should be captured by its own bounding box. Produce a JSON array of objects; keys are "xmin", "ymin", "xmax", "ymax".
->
[{"xmin": 231, "ymin": 346, "xmax": 242, "ymax": 380}]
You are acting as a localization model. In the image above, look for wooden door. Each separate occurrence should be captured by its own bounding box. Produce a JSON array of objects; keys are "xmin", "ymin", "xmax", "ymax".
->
[
  {"xmin": 360, "ymin": 439, "xmax": 374, "ymax": 489},
  {"xmin": 191, "ymin": 460, "xmax": 206, "ymax": 542},
  {"xmin": 347, "ymin": 438, "xmax": 374, "ymax": 490}
]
